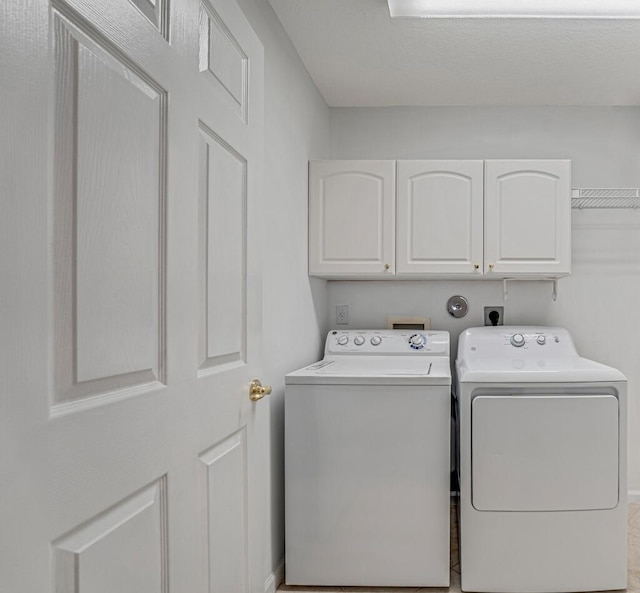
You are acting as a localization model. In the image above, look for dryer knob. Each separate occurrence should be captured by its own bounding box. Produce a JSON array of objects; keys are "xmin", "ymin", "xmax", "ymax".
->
[
  {"xmin": 409, "ymin": 334, "xmax": 425, "ymax": 349},
  {"xmin": 537, "ymin": 335, "xmax": 547, "ymax": 345},
  {"xmin": 337, "ymin": 335, "xmax": 349, "ymax": 345},
  {"xmin": 370, "ymin": 336, "xmax": 382, "ymax": 346},
  {"xmin": 354, "ymin": 336, "xmax": 365, "ymax": 346},
  {"xmin": 510, "ymin": 333, "xmax": 525, "ymax": 347}
]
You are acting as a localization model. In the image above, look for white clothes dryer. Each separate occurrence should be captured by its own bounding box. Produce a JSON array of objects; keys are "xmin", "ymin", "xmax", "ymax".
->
[
  {"xmin": 285, "ymin": 329, "xmax": 451, "ymax": 587},
  {"xmin": 456, "ymin": 326, "xmax": 627, "ymax": 593}
]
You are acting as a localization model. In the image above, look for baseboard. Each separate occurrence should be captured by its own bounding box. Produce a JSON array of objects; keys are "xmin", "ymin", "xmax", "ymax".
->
[
  {"xmin": 628, "ymin": 490, "xmax": 640, "ymax": 504},
  {"xmin": 264, "ymin": 557, "xmax": 285, "ymax": 593}
]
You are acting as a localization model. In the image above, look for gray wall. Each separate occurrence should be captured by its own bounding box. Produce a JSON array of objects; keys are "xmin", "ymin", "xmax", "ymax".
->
[{"xmin": 329, "ymin": 106, "xmax": 640, "ymax": 497}]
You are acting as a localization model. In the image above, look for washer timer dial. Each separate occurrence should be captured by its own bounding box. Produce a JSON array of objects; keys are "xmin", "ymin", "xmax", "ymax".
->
[
  {"xmin": 337, "ymin": 335, "xmax": 349, "ymax": 346},
  {"xmin": 354, "ymin": 336, "xmax": 365, "ymax": 346}
]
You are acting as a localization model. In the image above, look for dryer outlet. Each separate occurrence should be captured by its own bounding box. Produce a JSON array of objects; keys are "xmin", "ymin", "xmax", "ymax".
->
[{"xmin": 484, "ymin": 306, "xmax": 504, "ymax": 326}]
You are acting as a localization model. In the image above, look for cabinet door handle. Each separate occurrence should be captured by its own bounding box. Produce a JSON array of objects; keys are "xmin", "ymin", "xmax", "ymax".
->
[
  {"xmin": 474, "ymin": 264, "xmax": 479, "ymax": 270},
  {"xmin": 384, "ymin": 263, "xmax": 390, "ymax": 270},
  {"xmin": 489, "ymin": 264, "xmax": 495, "ymax": 270}
]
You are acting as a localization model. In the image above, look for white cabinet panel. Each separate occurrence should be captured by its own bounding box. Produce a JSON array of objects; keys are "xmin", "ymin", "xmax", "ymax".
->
[
  {"xmin": 484, "ymin": 160, "xmax": 571, "ymax": 277},
  {"xmin": 309, "ymin": 161, "xmax": 395, "ymax": 278},
  {"xmin": 397, "ymin": 160, "xmax": 483, "ymax": 275}
]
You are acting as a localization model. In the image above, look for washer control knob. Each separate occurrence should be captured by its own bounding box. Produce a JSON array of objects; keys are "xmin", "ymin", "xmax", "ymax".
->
[
  {"xmin": 510, "ymin": 333, "xmax": 525, "ymax": 348},
  {"xmin": 370, "ymin": 336, "xmax": 382, "ymax": 346},
  {"xmin": 337, "ymin": 335, "xmax": 349, "ymax": 346},
  {"xmin": 409, "ymin": 334, "xmax": 425, "ymax": 349},
  {"xmin": 537, "ymin": 335, "xmax": 547, "ymax": 345},
  {"xmin": 354, "ymin": 336, "xmax": 365, "ymax": 346}
]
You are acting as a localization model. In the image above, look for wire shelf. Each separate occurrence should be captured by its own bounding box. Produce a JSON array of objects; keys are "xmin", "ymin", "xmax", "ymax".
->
[{"xmin": 571, "ymin": 188, "xmax": 640, "ymax": 209}]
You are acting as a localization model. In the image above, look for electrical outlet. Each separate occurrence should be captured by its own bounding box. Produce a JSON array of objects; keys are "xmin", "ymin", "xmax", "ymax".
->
[
  {"xmin": 336, "ymin": 304, "xmax": 349, "ymax": 325},
  {"xmin": 484, "ymin": 306, "xmax": 504, "ymax": 326}
]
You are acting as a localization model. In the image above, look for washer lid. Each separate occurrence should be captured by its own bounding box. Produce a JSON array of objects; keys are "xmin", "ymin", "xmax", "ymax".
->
[{"xmin": 286, "ymin": 356, "xmax": 451, "ymax": 386}]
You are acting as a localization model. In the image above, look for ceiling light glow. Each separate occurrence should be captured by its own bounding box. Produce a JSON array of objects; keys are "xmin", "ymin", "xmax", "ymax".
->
[{"xmin": 388, "ymin": 0, "xmax": 640, "ymax": 19}]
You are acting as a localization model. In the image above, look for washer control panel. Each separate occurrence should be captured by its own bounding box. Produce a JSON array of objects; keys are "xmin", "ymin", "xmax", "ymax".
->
[
  {"xmin": 326, "ymin": 330, "xmax": 449, "ymax": 356},
  {"xmin": 409, "ymin": 333, "xmax": 426, "ymax": 350}
]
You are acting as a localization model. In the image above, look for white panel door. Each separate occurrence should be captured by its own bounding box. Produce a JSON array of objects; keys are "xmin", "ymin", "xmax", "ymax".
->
[
  {"xmin": 309, "ymin": 160, "xmax": 396, "ymax": 278},
  {"xmin": 397, "ymin": 160, "xmax": 484, "ymax": 276},
  {"xmin": 484, "ymin": 159, "xmax": 571, "ymax": 276},
  {"xmin": 0, "ymin": 0, "xmax": 266, "ymax": 592}
]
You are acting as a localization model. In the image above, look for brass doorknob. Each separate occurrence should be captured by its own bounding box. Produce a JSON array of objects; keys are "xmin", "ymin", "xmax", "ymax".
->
[{"xmin": 249, "ymin": 379, "xmax": 272, "ymax": 402}]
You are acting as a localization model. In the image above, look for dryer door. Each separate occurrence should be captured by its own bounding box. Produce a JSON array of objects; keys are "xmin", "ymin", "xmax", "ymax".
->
[{"xmin": 472, "ymin": 394, "xmax": 619, "ymax": 511}]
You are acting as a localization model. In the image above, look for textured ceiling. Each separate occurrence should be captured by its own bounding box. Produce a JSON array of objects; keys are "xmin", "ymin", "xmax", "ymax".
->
[{"xmin": 268, "ymin": 0, "xmax": 640, "ymax": 106}]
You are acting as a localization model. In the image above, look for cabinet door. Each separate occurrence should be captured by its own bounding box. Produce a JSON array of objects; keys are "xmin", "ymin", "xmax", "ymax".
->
[
  {"xmin": 397, "ymin": 160, "xmax": 484, "ymax": 276},
  {"xmin": 309, "ymin": 161, "xmax": 395, "ymax": 277},
  {"xmin": 484, "ymin": 160, "xmax": 571, "ymax": 277}
]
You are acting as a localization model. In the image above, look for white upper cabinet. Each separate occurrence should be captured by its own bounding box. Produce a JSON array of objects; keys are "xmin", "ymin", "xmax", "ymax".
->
[
  {"xmin": 309, "ymin": 159, "xmax": 571, "ymax": 279},
  {"xmin": 484, "ymin": 160, "xmax": 571, "ymax": 277},
  {"xmin": 397, "ymin": 160, "xmax": 484, "ymax": 276},
  {"xmin": 309, "ymin": 160, "xmax": 396, "ymax": 278}
]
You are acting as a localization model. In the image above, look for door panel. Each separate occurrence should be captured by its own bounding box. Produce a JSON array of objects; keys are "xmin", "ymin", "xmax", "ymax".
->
[
  {"xmin": 199, "ymin": 431, "xmax": 248, "ymax": 593},
  {"xmin": 199, "ymin": 0, "xmax": 249, "ymax": 123},
  {"xmin": 53, "ymin": 9, "xmax": 166, "ymax": 403},
  {"xmin": 53, "ymin": 478, "xmax": 168, "ymax": 593},
  {"xmin": 472, "ymin": 394, "xmax": 619, "ymax": 511},
  {"xmin": 130, "ymin": 0, "xmax": 169, "ymax": 36},
  {"xmin": 0, "ymin": 0, "xmax": 265, "ymax": 592},
  {"xmin": 198, "ymin": 122, "xmax": 247, "ymax": 373}
]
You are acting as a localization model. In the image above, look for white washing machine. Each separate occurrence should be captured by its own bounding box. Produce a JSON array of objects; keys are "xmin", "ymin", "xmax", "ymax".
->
[
  {"xmin": 456, "ymin": 326, "xmax": 627, "ymax": 593},
  {"xmin": 285, "ymin": 329, "xmax": 451, "ymax": 587}
]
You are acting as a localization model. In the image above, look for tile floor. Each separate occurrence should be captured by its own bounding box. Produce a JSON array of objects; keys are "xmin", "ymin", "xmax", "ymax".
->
[{"xmin": 278, "ymin": 502, "xmax": 640, "ymax": 593}]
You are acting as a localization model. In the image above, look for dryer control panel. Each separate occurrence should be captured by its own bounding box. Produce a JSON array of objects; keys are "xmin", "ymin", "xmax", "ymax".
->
[
  {"xmin": 326, "ymin": 329, "xmax": 449, "ymax": 356},
  {"xmin": 458, "ymin": 326, "xmax": 577, "ymax": 359}
]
